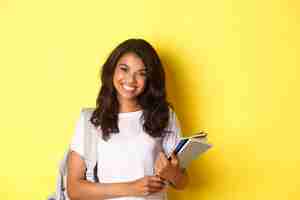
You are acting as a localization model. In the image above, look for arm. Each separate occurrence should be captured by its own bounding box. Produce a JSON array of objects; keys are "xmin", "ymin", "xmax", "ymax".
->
[
  {"xmin": 154, "ymin": 152, "xmax": 189, "ymax": 190},
  {"xmin": 67, "ymin": 151, "xmax": 166, "ymax": 200},
  {"xmin": 157, "ymin": 109, "xmax": 189, "ymax": 190}
]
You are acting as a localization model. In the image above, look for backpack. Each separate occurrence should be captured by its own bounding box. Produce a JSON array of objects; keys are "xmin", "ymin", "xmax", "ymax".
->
[{"xmin": 47, "ymin": 107, "xmax": 99, "ymax": 200}]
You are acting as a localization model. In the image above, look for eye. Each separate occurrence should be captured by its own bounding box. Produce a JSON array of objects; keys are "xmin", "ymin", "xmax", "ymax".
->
[
  {"xmin": 139, "ymin": 71, "xmax": 146, "ymax": 76},
  {"xmin": 120, "ymin": 67, "xmax": 128, "ymax": 72},
  {"xmin": 138, "ymin": 69, "xmax": 147, "ymax": 76}
]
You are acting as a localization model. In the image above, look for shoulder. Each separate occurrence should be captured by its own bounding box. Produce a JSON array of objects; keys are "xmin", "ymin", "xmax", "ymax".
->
[
  {"xmin": 79, "ymin": 107, "xmax": 102, "ymax": 134},
  {"xmin": 78, "ymin": 107, "xmax": 96, "ymax": 122},
  {"xmin": 80, "ymin": 107, "xmax": 96, "ymax": 116}
]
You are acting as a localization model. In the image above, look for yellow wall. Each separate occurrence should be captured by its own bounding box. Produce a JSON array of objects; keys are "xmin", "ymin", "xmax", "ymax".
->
[{"xmin": 1, "ymin": 0, "xmax": 299, "ymax": 199}]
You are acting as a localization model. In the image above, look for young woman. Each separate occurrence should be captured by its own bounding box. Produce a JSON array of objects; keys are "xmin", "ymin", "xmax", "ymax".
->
[{"xmin": 67, "ymin": 38, "xmax": 189, "ymax": 200}]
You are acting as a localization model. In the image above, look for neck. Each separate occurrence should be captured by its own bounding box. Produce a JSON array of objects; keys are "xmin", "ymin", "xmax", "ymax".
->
[{"xmin": 118, "ymin": 99, "xmax": 142, "ymax": 113}]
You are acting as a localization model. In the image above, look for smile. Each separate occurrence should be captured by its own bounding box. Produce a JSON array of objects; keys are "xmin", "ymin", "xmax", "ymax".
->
[{"xmin": 122, "ymin": 84, "xmax": 136, "ymax": 92}]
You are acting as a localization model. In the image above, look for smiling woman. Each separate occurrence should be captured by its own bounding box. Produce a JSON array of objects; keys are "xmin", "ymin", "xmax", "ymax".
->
[
  {"xmin": 66, "ymin": 38, "xmax": 188, "ymax": 200},
  {"xmin": 91, "ymin": 39, "xmax": 172, "ymax": 140}
]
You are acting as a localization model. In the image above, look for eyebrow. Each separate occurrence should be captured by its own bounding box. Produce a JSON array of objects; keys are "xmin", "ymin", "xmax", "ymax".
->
[{"xmin": 118, "ymin": 63, "xmax": 146, "ymax": 71}]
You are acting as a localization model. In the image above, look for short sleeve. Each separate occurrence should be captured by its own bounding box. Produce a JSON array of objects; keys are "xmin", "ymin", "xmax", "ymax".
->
[
  {"xmin": 162, "ymin": 109, "xmax": 183, "ymax": 157},
  {"xmin": 69, "ymin": 110, "xmax": 85, "ymax": 157}
]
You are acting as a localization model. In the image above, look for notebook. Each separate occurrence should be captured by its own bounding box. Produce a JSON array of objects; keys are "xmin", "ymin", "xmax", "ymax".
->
[{"xmin": 171, "ymin": 131, "xmax": 212, "ymax": 169}]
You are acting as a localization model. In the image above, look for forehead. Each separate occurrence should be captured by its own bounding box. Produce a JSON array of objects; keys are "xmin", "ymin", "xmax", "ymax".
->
[{"xmin": 117, "ymin": 52, "xmax": 145, "ymax": 69}]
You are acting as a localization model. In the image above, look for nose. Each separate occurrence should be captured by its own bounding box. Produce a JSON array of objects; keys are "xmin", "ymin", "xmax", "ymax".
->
[{"xmin": 125, "ymin": 73, "xmax": 136, "ymax": 84}]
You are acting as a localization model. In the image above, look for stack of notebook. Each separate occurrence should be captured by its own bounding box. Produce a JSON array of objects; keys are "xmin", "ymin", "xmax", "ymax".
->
[{"xmin": 171, "ymin": 131, "xmax": 213, "ymax": 169}]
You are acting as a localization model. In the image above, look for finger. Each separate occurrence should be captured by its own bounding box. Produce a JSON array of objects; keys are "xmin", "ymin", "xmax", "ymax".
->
[
  {"xmin": 149, "ymin": 180, "xmax": 165, "ymax": 188},
  {"xmin": 155, "ymin": 175, "xmax": 166, "ymax": 182},
  {"xmin": 170, "ymin": 153, "xmax": 179, "ymax": 166},
  {"xmin": 160, "ymin": 152, "xmax": 168, "ymax": 161},
  {"xmin": 156, "ymin": 169, "xmax": 168, "ymax": 180},
  {"xmin": 159, "ymin": 152, "xmax": 168, "ymax": 166},
  {"xmin": 149, "ymin": 175, "xmax": 165, "ymax": 182},
  {"xmin": 147, "ymin": 180, "xmax": 166, "ymax": 192},
  {"xmin": 171, "ymin": 152, "xmax": 176, "ymax": 159},
  {"xmin": 148, "ymin": 186, "xmax": 164, "ymax": 194},
  {"xmin": 155, "ymin": 158, "xmax": 164, "ymax": 175}
]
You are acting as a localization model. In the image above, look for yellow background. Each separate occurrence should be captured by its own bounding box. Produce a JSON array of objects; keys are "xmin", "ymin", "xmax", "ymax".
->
[{"xmin": 1, "ymin": 0, "xmax": 299, "ymax": 199}]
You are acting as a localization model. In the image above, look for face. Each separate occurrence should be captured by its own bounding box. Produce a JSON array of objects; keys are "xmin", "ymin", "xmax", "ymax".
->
[{"xmin": 113, "ymin": 52, "xmax": 147, "ymax": 105}]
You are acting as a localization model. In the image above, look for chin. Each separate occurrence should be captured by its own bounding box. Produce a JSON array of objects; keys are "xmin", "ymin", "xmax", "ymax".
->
[
  {"xmin": 118, "ymin": 89, "xmax": 143, "ymax": 100},
  {"xmin": 119, "ymin": 93, "xmax": 138, "ymax": 101},
  {"xmin": 119, "ymin": 94, "xmax": 139, "ymax": 101}
]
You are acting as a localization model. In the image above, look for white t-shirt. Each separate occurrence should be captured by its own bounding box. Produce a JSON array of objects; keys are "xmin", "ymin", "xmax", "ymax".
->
[{"xmin": 70, "ymin": 108, "xmax": 182, "ymax": 200}]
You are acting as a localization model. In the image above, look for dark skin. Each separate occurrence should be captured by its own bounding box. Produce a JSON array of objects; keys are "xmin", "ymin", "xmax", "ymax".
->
[{"xmin": 154, "ymin": 152, "xmax": 189, "ymax": 190}]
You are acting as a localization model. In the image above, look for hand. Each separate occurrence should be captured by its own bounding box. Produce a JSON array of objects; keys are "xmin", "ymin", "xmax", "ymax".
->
[
  {"xmin": 154, "ymin": 152, "xmax": 181, "ymax": 184},
  {"xmin": 128, "ymin": 175, "xmax": 166, "ymax": 196}
]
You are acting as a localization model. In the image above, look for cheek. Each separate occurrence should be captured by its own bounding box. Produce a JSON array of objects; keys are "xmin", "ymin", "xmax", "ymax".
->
[
  {"xmin": 137, "ymin": 79, "xmax": 146, "ymax": 90},
  {"xmin": 113, "ymin": 71, "xmax": 125, "ymax": 83}
]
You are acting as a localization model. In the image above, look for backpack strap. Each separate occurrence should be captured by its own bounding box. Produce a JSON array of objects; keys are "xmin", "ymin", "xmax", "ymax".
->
[
  {"xmin": 81, "ymin": 107, "xmax": 99, "ymax": 182},
  {"xmin": 58, "ymin": 150, "xmax": 70, "ymax": 200}
]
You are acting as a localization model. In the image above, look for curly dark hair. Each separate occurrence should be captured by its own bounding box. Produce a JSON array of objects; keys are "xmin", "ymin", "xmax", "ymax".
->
[{"xmin": 90, "ymin": 38, "xmax": 173, "ymax": 141}]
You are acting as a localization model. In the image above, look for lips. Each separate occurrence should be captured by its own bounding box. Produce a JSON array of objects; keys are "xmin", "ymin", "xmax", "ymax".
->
[{"xmin": 122, "ymin": 84, "xmax": 136, "ymax": 92}]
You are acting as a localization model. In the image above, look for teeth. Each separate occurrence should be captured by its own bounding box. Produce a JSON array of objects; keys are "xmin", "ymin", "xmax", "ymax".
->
[{"xmin": 123, "ymin": 85, "xmax": 135, "ymax": 91}]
